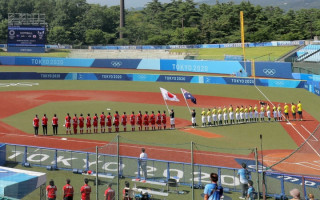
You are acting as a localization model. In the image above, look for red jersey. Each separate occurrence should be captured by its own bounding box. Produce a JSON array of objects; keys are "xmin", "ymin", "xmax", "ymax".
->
[
  {"xmin": 137, "ymin": 113, "xmax": 142, "ymax": 124},
  {"xmin": 86, "ymin": 116, "xmax": 91, "ymax": 126},
  {"xmin": 63, "ymin": 184, "xmax": 74, "ymax": 197},
  {"xmin": 46, "ymin": 185, "xmax": 57, "ymax": 199},
  {"xmin": 93, "ymin": 116, "xmax": 98, "ymax": 126},
  {"xmin": 114, "ymin": 114, "xmax": 120, "ymax": 126},
  {"xmin": 33, "ymin": 117, "xmax": 39, "ymax": 127},
  {"xmin": 104, "ymin": 188, "xmax": 115, "ymax": 200},
  {"xmin": 79, "ymin": 116, "xmax": 84, "ymax": 127},
  {"xmin": 73, "ymin": 116, "xmax": 78, "ymax": 126},
  {"xmin": 65, "ymin": 116, "xmax": 71, "ymax": 123},
  {"xmin": 156, "ymin": 113, "xmax": 161, "ymax": 124},
  {"xmin": 143, "ymin": 114, "xmax": 149, "ymax": 125},
  {"xmin": 162, "ymin": 113, "xmax": 167, "ymax": 123},
  {"xmin": 80, "ymin": 184, "xmax": 91, "ymax": 200},
  {"xmin": 107, "ymin": 115, "xmax": 112, "ymax": 126},
  {"xmin": 130, "ymin": 114, "xmax": 135, "ymax": 125},
  {"xmin": 52, "ymin": 117, "xmax": 58, "ymax": 125},
  {"xmin": 100, "ymin": 114, "xmax": 106, "ymax": 124},
  {"xmin": 150, "ymin": 114, "xmax": 155, "ymax": 125},
  {"xmin": 121, "ymin": 114, "xmax": 127, "ymax": 125},
  {"xmin": 42, "ymin": 116, "xmax": 48, "ymax": 126}
]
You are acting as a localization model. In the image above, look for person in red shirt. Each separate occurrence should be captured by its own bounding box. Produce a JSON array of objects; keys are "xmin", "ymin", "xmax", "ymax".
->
[
  {"xmin": 136, "ymin": 111, "xmax": 142, "ymax": 131},
  {"xmin": 42, "ymin": 114, "xmax": 48, "ymax": 135},
  {"xmin": 72, "ymin": 114, "xmax": 78, "ymax": 134},
  {"xmin": 121, "ymin": 112, "xmax": 127, "ymax": 132},
  {"xmin": 65, "ymin": 113, "xmax": 71, "ymax": 135},
  {"xmin": 46, "ymin": 179, "xmax": 57, "ymax": 200},
  {"xmin": 86, "ymin": 113, "xmax": 92, "ymax": 134},
  {"xmin": 93, "ymin": 113, "xmax": 98, "ymax": 133},
  {"xmin": 79, "ymin": 113, "xmax": 85, "ymax": 134},
  {"xmin": 80, "ymin": 178, "xmax": 91, "ymax": 200},
  {"xmin": 62, "ymin": 179, "xmax": 74, "ymax": 200},
  {"xmin": 114, "ymin": 111, "xmax": 120, "ymax": 132},
  {"xmin": 33, "ymin": 114, "xmax": 39, "ymax": 136},
  {"xmin": 143, "ymin": 111, "xmax": 149, "ymax": 131},
  {"xmin": 52, "ymin": 114, "xmax": 58, "ymax": 135},
  {"xmin": 156, "ymin": 111, "xmax": 162, "ymax": 130},
  {"xmin": 106, "ymin": 112, "xmax": 112, "ymax": 133},
  {"xmin": 162, "ymin": 111, "xmax": 167, "ymax": 130},
  {"xmin": 130, "ymin": 111, "xmax": 136, "ymax": 131},
  {"xmin": 104, "ymin": 183, "xmax": 115, "ymax": 200},
  {"xmin": 100, "ymin": 112, "xmax": 106, "ymax": 133},
  {"xmin": 150, "ymin": 111, "xmax": 156, "ymax": 131}
]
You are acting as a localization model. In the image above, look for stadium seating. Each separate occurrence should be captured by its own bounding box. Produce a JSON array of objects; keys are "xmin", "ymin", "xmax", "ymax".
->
[
  {"xmin": 68, "ymin": 49, "xmax": 186, "ymax": 59},
  {"xmin": 296, "ymin": 45, "xmax": 320, "ymax": 62}
]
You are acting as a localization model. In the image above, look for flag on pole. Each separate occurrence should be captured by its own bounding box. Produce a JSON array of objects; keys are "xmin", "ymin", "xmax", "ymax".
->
[
  {"xmin": 160, "ymin": 87, "xmax": 180, "ymax": 102},
  {"xmin": 181, "ymin": 88, "xmax": 197, "ymax": 104}
]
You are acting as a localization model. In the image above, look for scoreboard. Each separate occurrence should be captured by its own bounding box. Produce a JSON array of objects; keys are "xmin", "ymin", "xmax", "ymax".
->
[{"xmin": 7, "ymin": 26, "xmax": 46, "ymax": 47}]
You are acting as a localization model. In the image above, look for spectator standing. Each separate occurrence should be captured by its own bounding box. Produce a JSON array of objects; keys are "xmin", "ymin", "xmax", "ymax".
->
[
  {"xmin": 62, "ymin": 179, "xmax": 74, "ymax": 200},
  {"xmin": 123, "ymin": 181, "xmax": 134, "ymax": 200},
  {"xmin": 80, "ymin": 178, "xmax": 91, "ymax": 200},
  {"xmin": 247, "ymin": 180, "xmax": 256, "ymax": 200},
  {"xmin": 203, "ymin": 173, "xmax": 223, "ymax": 200},
  {"xmin": 52, "ymin": 114, "xmax": 58, "ymax": 135},
  {"xmin": 139, "ymin": 148, "xmax": 148, "ymax": 181},
  {"xmin": 104, "ymin": 183, "xmax": 115, "ymax": 200},
  {"xmin": 238, "ymin": 163, "xmax": 251, "ymax": 199},
  {"xmin": 42, "ymin": 114, "xmax": 48, "ymax": 135},
  {"xmin": 308, "ymin": 193, "xmax": 314, "ymax": 200},
  {"xmin": 33, "ymin": 114, "xmax": 39, "ymax": 136},
  {"xmin": 46, "ymin": 179, "xmax": 57, "ymax": 200}
]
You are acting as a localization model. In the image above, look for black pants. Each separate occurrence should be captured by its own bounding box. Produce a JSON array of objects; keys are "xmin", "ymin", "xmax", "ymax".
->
[
  {"xmin": 34, "ymin": 127, "xmax": 39, "ymax": 135},
  {"xmin": 42, "ymin": 125, "xmax": 47, "ymax": 135},
  {"xmin": 64, "ymin": 196, "xmax": 73, "ymax": 200},
  {"xmin": 53, "ymin": 125, "xmax": 58, "ymax": 135},
  {"xmin": 241, "ymin": 183, "xmax": 248, "ymax": 198}
]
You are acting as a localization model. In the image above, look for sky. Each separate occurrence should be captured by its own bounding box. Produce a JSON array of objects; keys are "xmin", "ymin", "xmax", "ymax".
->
[{"xmin": 87, "ymin": 0, "xmax": 180, "ymax": 8}]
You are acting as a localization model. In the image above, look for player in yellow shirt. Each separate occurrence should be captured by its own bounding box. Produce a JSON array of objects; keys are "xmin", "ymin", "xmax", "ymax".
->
[
  {"xmin": 284, "ymin": 103, "xmax": 289, "ymax": 121},
  {"xmin": 266, "ymin": 104, "xmax": 271, "ymax": 122},
  {"xmin": 273, "ymin": 105, "xmax": 277, "ymax": 121},
  {"xmin": 207, "ymin": 109, "xmax": 212, "ymax": 126},
  {"xmin": 217, "ymin": 107, "xmax": 223, "ymax": 125},
  {"xmin": 248, "ymin": 105, "xmax": 253, "ymax": 122},
  {"xmin": 212, "ymin": 107, "xmax": 217, "ymax": 126},
  {"xmin": 235, "ymin": 106, "xmax": 240, "ymax": 124},
  {"xmin": 277, "ymin": 104, "xmax": 282, "ymax": 121},
  {"xmin": 244, "ymin": 106, "xmax": 249, "ymax": 123},
  {"xmin": 229, "ymin": 105, "xmax": 235, "ymax": 124},
  {"xmin": 291, "ymin": 103, "xmax": 297, "ymax": 121},
  {"xmin": 297, "ymin": 101, "xmax": 303, "ymax": 121},
  {"xmin": 239, "ymin": 105, "xmax": 245, "ymax": 123},
  {"xmin": 223, "ymin": 106, "xmax": 228, "ymax": 125},
  {"xmin": 260, "ymin": 105, "xmax": 265, "ymax": 122},
  {"xmin": 254, "ymin": 105, "xmax": 259, "ymax": 122},
  {"xmin": 201, "ymin": 108, "xmax": 206, "ymax": 127}
]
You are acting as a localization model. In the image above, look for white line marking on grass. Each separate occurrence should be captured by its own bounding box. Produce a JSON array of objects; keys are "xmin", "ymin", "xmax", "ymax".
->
[{"xmin": 301, "ymin": 125, "xmax": 319, "ymax": 141}]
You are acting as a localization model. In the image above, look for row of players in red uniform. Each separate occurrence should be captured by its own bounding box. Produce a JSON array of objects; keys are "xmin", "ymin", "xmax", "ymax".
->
[{"xmin": 33, "ymin": 110, "xmax": 170, "ymax": 135}]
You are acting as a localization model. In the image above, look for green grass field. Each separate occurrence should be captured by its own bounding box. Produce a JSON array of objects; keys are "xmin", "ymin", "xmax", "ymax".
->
[
  {"xmin": 0, "ymin": 49, "xmax": 70, "ymax": 58},
  {"xmin": 171, "ymin": 46, "xmax": 297, "ymax": 61}
]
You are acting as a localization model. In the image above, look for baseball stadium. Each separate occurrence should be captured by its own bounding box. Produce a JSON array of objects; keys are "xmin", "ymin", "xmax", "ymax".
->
[{"xmin": 1, "ymin": 1, "xmax": 320, "ymax": 200}]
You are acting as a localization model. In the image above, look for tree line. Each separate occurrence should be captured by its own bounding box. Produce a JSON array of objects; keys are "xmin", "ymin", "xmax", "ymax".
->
[{"xmin": 0, "ymin": 0, "xmax": 319, "ymax": 46}]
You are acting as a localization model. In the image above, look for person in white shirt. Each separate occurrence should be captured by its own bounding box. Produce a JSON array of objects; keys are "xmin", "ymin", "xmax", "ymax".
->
[{"xmin": 139, "ymin": 148, "xmax": 148, "ymax": 181}]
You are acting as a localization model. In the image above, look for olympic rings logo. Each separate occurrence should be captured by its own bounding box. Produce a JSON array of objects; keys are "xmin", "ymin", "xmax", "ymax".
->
[
  {"xmin": 0, "ymin": 82, "xmax": 39, "ymax": 87},
  {"xmin": 263, "ymin": 69, "xmax": 276, "ymax": 75},
  {"xmin": 111, "ymin": 61, "xmax": 122, "ymax": 67}
]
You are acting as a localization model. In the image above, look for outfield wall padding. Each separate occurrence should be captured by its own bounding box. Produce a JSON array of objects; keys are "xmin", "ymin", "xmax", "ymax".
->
[
  {"xmin": 0, "ymin": 56, "xmax": 293, "ymax": 79},
  {"xmin": 0, "ymin": 144, "xmax": 6, "ymax": 166},
  {"xmin": 0, "ymin": 72, "xmax": 305, "ymax": 88}
]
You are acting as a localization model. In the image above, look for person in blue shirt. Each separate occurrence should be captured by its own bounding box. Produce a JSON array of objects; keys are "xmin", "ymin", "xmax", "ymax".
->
[
  {"xmin": 203, "ymin": 173, "xmax": 223, "ymax": 200},
  {"xmin": 247, "ymin": 180, "xmax": 256, "ymax": 200},
  {"xmin": 238, "ymin": 163, "xmax": 251, "ymax": 199}
]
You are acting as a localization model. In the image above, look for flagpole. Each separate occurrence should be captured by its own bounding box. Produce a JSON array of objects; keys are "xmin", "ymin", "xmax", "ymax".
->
[{"xmin": 181, "ymin": 88, "xmax": 192, "ymax": 113}]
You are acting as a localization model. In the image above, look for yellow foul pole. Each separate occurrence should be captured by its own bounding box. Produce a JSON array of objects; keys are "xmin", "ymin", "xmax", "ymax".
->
[{"xmin": 240, "ymin": 11, "xmax": 246, "ymax": 72}]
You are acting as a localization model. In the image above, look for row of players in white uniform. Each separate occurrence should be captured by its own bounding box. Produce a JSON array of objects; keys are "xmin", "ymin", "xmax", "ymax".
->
[{"xmin": 199, "ymin": 104, "xmax": 284, "ymax": 127}]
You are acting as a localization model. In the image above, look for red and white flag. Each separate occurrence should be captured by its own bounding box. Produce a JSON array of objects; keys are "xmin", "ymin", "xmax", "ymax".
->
[{"xmin": 160, "ymin": 87, "xmax": 180, "ymax": 102}]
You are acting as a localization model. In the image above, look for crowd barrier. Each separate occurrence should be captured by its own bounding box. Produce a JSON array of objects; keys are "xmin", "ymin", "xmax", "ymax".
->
[
  {"xmin": 0, "ymin": 72, "xmax": 305, "ymax": 89},
  {"xmin": 3, "ymin": 143, "xmax": 320, "ymax": 199},
  {"xmin": 0, "ymin": 56, "xmax": 293, "ymax": 79}
]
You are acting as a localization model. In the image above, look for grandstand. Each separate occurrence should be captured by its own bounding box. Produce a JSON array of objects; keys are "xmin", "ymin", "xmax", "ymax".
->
[
  {"xmin": 68, "ymin": 49, "xmax": 187, "ymax": 59},
  {"xmin": 296, "ymin": 45, "xmax": 320, "ymax": 62}
]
